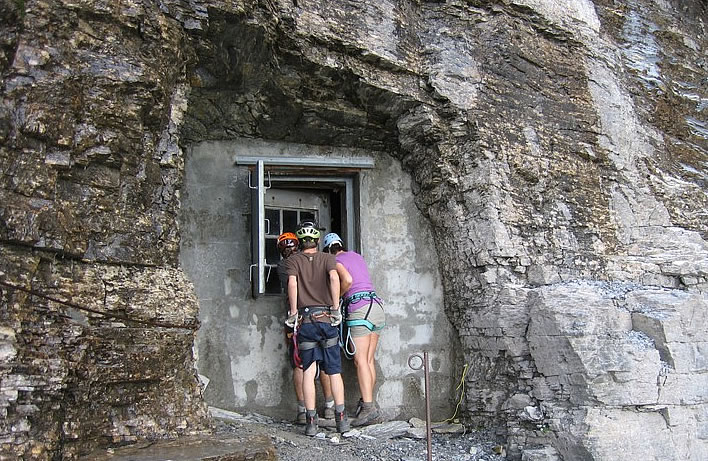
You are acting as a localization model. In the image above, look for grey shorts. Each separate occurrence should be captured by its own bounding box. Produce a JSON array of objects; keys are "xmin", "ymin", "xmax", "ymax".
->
[{"xmin": 347, "ymin": 301, "xmax": 385, "ymax": 338}]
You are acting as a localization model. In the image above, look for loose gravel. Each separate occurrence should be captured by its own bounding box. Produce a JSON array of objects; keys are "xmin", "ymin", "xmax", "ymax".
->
[{"xmin": 213, "ymin": 415, "xmax": 507, "ymax": 461}]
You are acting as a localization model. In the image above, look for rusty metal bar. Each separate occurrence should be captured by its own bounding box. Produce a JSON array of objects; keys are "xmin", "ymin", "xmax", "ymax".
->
[{"xmin": 408, "ymin": 352, "xmax": 432, "ymax": 461}]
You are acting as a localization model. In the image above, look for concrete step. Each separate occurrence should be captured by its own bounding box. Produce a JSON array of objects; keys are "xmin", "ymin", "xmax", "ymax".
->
[{"xmin": 79, "ymin": 434, "xmax": 276, "ymax": 461}]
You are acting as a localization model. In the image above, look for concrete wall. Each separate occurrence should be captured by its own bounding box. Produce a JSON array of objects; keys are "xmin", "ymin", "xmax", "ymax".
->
[{"xmin": 179, "ymin": 138, "xmax": 456, "ymax": 420}]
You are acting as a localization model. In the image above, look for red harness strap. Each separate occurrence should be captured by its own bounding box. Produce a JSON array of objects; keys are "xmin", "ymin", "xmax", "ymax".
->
[{"xmin": 292, "ymin": 323, "xmax": 303, "ymax": 369}]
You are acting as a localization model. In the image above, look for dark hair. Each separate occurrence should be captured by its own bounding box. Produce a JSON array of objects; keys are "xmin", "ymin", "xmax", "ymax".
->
[
  {"xmin": 300, "ymin": 239, "xmax": 318, "ymax": 250},
  {"xmin": 326, "ymin": 242, "xmax": 344, "ymax": 253}
]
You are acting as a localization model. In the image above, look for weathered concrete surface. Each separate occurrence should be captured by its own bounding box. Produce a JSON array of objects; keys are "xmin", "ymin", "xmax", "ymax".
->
[
  {"xmin": 1, "ymin": 0, "xmax": 706, "ymax": 460},
  {"xmin": 180, "ymin": 138, "xmax": 454, "ymax": 420}
]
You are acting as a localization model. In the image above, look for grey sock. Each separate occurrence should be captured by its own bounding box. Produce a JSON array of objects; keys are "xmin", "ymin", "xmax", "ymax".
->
[
  {"xmin": 361, "ymin": 401, "xmax": 374, "ymax": 410},
  {"xmin": 306, "ymin": 409, "xmax": 317, "ymax": 418},
  {"xmin": 335, "ymin": 404, "xmax": 345, "ymax": 413}
]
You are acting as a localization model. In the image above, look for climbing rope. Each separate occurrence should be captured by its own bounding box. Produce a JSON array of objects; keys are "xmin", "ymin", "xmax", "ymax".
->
[
  {"xmin": 292, "ymin": 319, "xmax": 303, "ymax": 369},
  {"xmin": 436, "ymin": 363, "xmax": 469, "ymax": 424},
  {"xmin": 339, "ymin": 320, "xmax": 357, "ymax": 359}
]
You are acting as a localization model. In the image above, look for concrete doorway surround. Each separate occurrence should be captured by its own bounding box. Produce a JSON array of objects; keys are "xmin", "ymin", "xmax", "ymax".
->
[{"xmin": 179, "ymin": 137, "xmax": 458, "ymax": 421}]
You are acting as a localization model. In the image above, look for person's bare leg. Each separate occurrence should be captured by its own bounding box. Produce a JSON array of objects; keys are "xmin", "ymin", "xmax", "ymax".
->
[
  {"xmin": 319, "ymin": 373, "xmax": 334, "ymax": 418},
  {"xmin": 367, "ymin": 333, "xmax": 380, "ymax": 396},
  {"xmin": 293, "ymin": 366, "xmax": 305, "ymax": 422},
  {"xmin": 329, "ymin": 372, "xmax": 349, "ymax": 432},
  {"xmin": 351, "ymin": 333, "xmax": 382, "ymax": 426},
  {"xmin": 353, "ymin": 335, "xmax": 373, "ymax": 402},
  {"xmin": 294, "ymin": 366, "xmax": 304, "ymax": 401},
  {"xmin": 303, "ymin": 362, "xmax": 320, "ymax": 436},
  {"xmin": 303, "ymin": 362, "xmax": 318, "ymax": 410},
  {"xmin": 319, "ymin": 372, "xmax": 332, "ymax": 399},
  {"xmin": 329, "ymin": 373, "xmax": 345, "ymax": 405}
]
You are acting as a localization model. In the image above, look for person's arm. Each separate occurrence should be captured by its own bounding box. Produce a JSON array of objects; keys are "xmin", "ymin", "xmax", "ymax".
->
[
  {"xmin": 328, "ymin": 269, "xmax": 340, "ymax": 310},
  {"xmin": 336, "ymin": 262, "xmax": 352, "ymax": 296},
  {"xmin": 287, "ymin": 275, "xmax": 298, "ymax": 316}
]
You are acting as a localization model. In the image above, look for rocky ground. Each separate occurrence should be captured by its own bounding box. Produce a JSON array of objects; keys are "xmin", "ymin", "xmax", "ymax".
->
[{"xmin": 212, "ymin": 410, "xmax": 508, "ymax": 461}]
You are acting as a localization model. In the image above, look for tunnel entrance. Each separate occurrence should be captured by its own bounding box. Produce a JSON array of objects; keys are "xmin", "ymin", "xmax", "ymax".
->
[
  {"xmin": 177, "ymin": 13, "xmax": 457, "ymax": 422},
  {"xmin": 179, "ymin": 136, "xmax": 456, "ymax": 421}
]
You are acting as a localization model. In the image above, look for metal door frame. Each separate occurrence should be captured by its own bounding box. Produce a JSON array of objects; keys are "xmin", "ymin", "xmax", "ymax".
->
[{"xmin": 241, "ymin": 156, "xmax": 373, "ymax": 298}]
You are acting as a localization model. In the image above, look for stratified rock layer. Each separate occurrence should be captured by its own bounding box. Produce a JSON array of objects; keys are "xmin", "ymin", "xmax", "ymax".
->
[
  {"xmin": 1, "ymin": 0, "xmax": 705, "ymax": 460},
  {"xmin": 0, "ymin": 0, "xmax": 210, "ymax": 459}
]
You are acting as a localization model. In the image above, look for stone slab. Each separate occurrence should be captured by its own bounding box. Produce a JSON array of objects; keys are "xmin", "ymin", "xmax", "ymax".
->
[{"xmin": 78, "ymin": 434, "xmax": 276, "ymax": 461}]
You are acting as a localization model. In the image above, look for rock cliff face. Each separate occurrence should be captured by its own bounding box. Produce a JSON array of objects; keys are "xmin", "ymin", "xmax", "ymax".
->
[
  {"xmin": 0, "ymin": 0, "xmax": 211, "ymax": 459},
  {"xmin": 1, "ymin": 0, "xmax": 706, "ymax": 460}
]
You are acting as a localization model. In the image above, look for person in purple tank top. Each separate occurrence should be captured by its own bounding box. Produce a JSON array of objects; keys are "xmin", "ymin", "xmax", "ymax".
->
[{"xmin": 323, "ymin": 232, "xmax": 386, "ymax": 426}]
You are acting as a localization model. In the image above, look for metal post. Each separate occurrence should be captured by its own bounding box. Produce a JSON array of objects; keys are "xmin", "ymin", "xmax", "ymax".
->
[{"xmin": 409, "ymin": 352, "xmax": 432, "ymax": 461}]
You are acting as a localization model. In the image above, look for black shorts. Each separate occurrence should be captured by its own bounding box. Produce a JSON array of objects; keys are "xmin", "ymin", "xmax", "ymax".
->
[{"xmin": 297, "ymin": 322, "xmax": 342, "ymax": 375}]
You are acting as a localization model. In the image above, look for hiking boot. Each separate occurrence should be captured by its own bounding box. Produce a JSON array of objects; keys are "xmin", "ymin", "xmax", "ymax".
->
[
  {"xmin": 296, "ymin": 410, "xmax": 306, "ymax": 425},
  {"xmin": 335, "ymin": 410, "xmax": 350, "ymax": 433},
  {"xmin": 323, "ymin": 406, "xmax": 335, "ymax": 420},
  {"xmin": 351, "ymin": 404, "xmax": 381, "ymax": 427},
  {"xmin": 305, "ymin": 414, "xmax": 318, "ymax": 436}
]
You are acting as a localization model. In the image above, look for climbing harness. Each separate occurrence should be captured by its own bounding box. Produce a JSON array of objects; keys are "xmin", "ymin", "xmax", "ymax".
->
[
  {"xmin": 290, "ymin": 306, "xmax": 330, "ymax": 369},
  {"xmin": 295, "ymin": 306, "xmax": 339, "ymax": 369},
  {"xmin": 297, "ymin": 306, "xmax": 332, "ymax": 324},
  {"xmin": 298, "ymin": 335, "xmax": 339, "ymax": 351},
  {"xmin": 339, "ymin": 291, "xmax": 384, "ymax": 360}
]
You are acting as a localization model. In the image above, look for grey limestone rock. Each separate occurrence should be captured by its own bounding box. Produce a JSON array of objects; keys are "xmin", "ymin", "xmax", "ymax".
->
[{"xmin": 1, "ymin": 0, "xmax": 706, "ymax": 460}]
